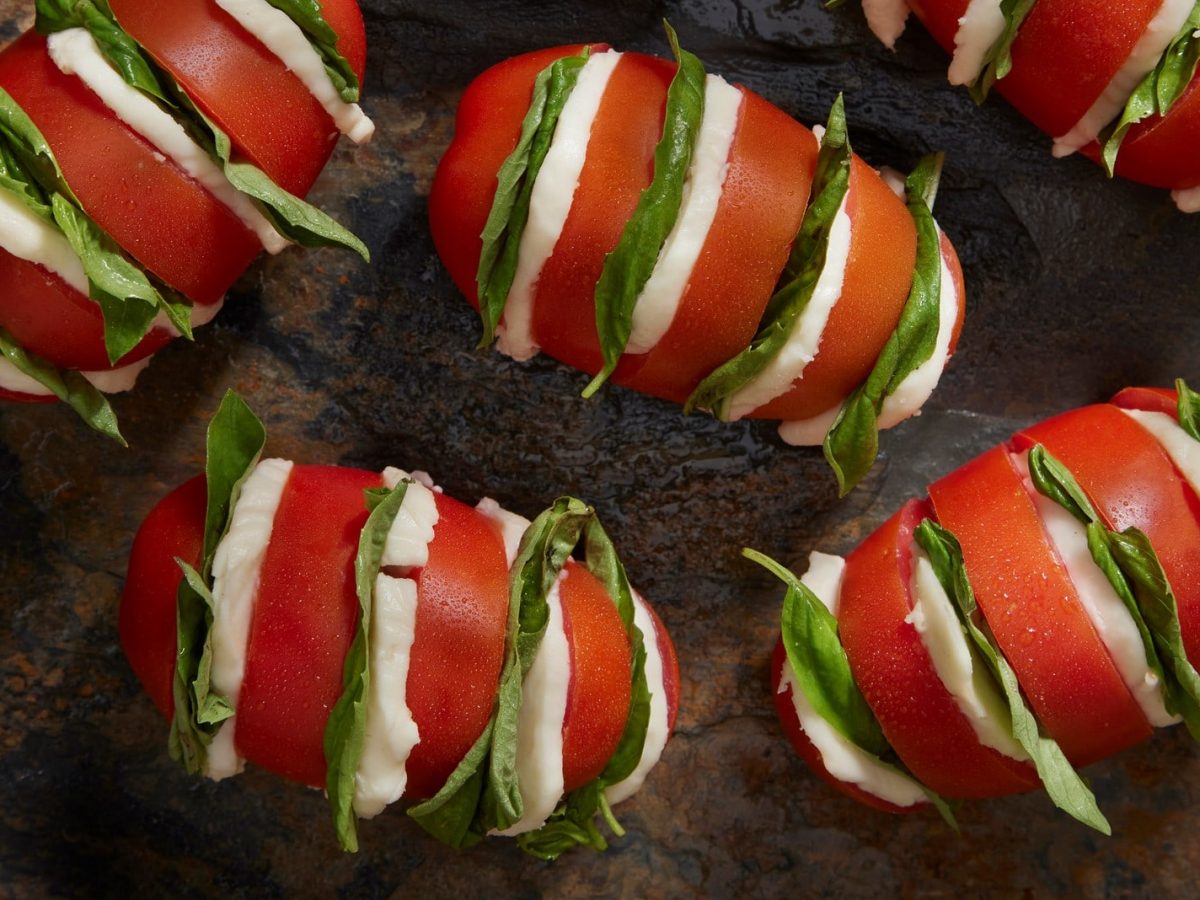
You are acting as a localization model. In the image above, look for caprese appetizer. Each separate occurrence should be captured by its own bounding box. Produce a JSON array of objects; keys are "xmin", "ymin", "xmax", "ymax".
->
[
  {"xmin": 843, "ymin": 0, "xmax": 1200, "ymax": 208},
  {"xmin": 431, "ymin": 26, "xmax": 966, "ymax": 496},
  {"xmin": 120, "ymin": 392, "xmax": 680, "ymax": 858},
  {"xmin": 758, "ymin": 379, "xmax": 1200, "ymax": 831},
  {"xmin": 0, "ymin": 0, "xmax": 372, "ymax": 443}
]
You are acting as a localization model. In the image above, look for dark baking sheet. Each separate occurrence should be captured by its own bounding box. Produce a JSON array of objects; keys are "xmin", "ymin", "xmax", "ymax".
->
[{"xmin": 3, "ymin": 1, "xmax": 1200, "ymax": 896}]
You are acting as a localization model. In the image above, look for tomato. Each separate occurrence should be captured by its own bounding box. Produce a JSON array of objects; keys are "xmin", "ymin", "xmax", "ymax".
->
[
  {"xmin": 402, "ymin": 492, "xmax": 511, "ymax": 801},
  {"xmin": 0, "ymin": 387, "xmax": 58, "ymax": 405},
  {"xmin": 837, "ymin": 499, "xmax": 1039, "ymax": 798},
  {"xmin": 235, "ymin": 464, "xmax": 380, "ymax": 787},
  {"xmin": 0, "ymin": 32, "xmax": 260, "ymax": 305},
  {"xmin": 1103, "ymin": 74, "xmax": 1200, "ymax": 191},
  {"xmin": 120, "ymin": 475, "xmax": 208, "ymax": 720},
  {"xmin": 1110, "ymin": 385, "xmax": 1179, "ymax": 417},
  {"xmin": 645, "ymin": 597, "xmax": 681, "ymax": 733},
  {"xmin": 1016, "ymin": 404, "xmax": 1200, "ymax": 664},
  {"xmin": 108, "ymin": 0, "xmax": 367, "ymax": 198},
  {"xmin": 928, "ymin": 444, "xmax": 1151, "ymax": 766},
  {"xmin": 905, "ymin": 0, "xmax": 968, "ymax": 53}
]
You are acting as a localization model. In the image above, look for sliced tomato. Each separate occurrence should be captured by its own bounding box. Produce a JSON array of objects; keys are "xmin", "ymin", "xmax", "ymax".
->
[
  {"xmin": 1015, "ymin": 404, "xmax": 1200, "ymax": 665},
  {"xmin": 905, "ymin": 0, "xmax": 969, "ymax": 53},
  {"xmin": 644, "ymin": 597, "xmax": 681, "ymax": 733},
  {"xmin": 402, "ymin": 492, "xmax": 511, "ymax": 801},
  {"xmin": 235, "ymin": 464, "xmax": 380, "ymax": 787},
  {"xmin": 1096, "ymin": 64, "xmax": 1200, "ymax": 191},
  {"xmin": 1110, "ymin": 385, "xmax": 1180, "ymax": 417},
  {"xmin": 928, "ymin": 444, "xmax": 1151, "ymax": 766},
  {"xmin": 770, "ymin": 640, "xmax": 918, "ymax": 815},
  {"xmin": 0, "ymin": 387, "xmax": 58, "ymax": 404},
  {"xmin": 120, "ymin": 475, "xmax": 208, "ymax": 720},
  {"xmin": 837, "ymin": 498, "xmax": 1040, "ymax": 798},
  {"xmin": 558, "ymin": 561, "xmax": 633, "ymax": 792},
  {"xmin": 108, "ymin": 0, "xmax": 366, "ymax": 197}
]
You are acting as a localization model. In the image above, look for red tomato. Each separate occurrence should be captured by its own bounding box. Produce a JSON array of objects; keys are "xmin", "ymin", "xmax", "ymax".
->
[
  {"xmin": 108, "ymin": 0, "xmax": 367, "ymax": 197},
  {"xmin": 644, "ymin": 597, "xmax": 681, "ymax": 734},
  {"xmin": 905, "ymin": 0, "xmax": 968, "ymax": 53},
  {"xmin": 235, "ymin": 464, "xmax": 380, "ymax": 787},
  {"xmin": 1104, "ymin": 74, "xmax": 1200, "ymax": 191},
  {"xmin": 1110, "ymin": 385, "xmax": 1179, "ymax": 417},
  {"xmin": 402, "ymin": 492, "xmax": 511, "ymax": 801},
  {"xmin": 837, "ymin": 498, "xmax": 1039, "ymax": 798},
  {"xmin": 120, "ymin": 475, "xmax": 208, "ymax": 720},
  {"xmin": 928, "ymin": 443, "xmax": 1151, "ymax": 766},
  {"xmin": 0, "ymin": 387, "xmax": 58, "ymax": 404}
]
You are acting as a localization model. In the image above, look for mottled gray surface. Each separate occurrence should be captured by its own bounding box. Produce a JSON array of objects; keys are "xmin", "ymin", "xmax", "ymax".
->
[{"xmin": 2, "ymin": 0, "xmax": 1200, "ymax": 897}]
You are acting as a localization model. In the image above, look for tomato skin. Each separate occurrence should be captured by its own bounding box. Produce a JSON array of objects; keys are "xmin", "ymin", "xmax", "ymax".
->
[
  {"xmin": 107, "ymin": 0, "xmax": 367, "ymax": 197},
  {"xmin": 1110, "ymin": 385, "xmax": 1179, "ymax": 417},
  {"xmin": 645, "ymin": 598, "xmax": 681, "ymax": 733},
  {"xmin": 402, "ymin": 492, "xmax": 511, "ymax": 801},
  {"xmin": 1103, "ymin": 75, "xmax": 1200, "ymax": 191},
  {"xmin": 928, "ymin": 444, "xmax": 1151, "ymax": 767},
  {"xmin": 0, "ymin": 387, "xmax": 58, "ymax": 404},
  {"xmin": 120, "ymin": 475, "xmax": 208, "ymax": 720}
]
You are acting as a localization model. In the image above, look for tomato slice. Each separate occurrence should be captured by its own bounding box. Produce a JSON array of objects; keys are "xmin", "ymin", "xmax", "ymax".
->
[
  {"xmin": 235, "ymin": 464, "xmax": 380, "ymax": 787},
  {"xmin": 905, "ymin": 0, "xmax": 969, "ymax": 54},
  {"xmin": 559, "ymin": 561, "xmax": 633, "ymax": 793},
  {"xmin": 929, "ymin": 444, "xmax": 1151, "ymax": 766},
  {"xmin": 120, "ymin": 475, "xmax": 208, "ymax": 720},
  {"xmin": 108, "ymin": 0, "xmax": 367, "ymax": 197},
  {"xmin": 0, "ymin": 387, "xmax": 58, "ymax": 405},
  {"xmin": 644, "ymin": 598, "xmax": 681, "ymax": 733},
  {"xmin": 838, "ymin": 498, "xmax": 1040, "ymax": 797},
  {"xmin": 1016, "ymin": 404, "xmax": 1200, "ymax": 665},
  {"xmin": 402, "ymin": 492, "xmax": 511, "ymax": 801},
  {"xmin": 1110, "ymin": 386, "xmax": 1179, "ymax": 417}
]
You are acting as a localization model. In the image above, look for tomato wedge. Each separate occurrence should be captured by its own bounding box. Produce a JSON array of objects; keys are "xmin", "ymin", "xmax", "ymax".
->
[{"xmin": 1110, "ymin": 385, "xmax": 1180, "ymax": 417}]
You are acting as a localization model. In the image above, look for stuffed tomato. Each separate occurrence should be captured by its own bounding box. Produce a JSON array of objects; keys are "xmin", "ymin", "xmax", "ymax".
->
[
  {"xmin": 431, "ymin": 28, "xmax": 966, "ymax": 495},
  {"xmin": 758, "ymin": 379, "xmax": 1200, "ymax": 831},
  {"xmin": 0, "ymin": 0, "xmax": 372, "ymax": 441},
  {"xmin": 854, "ymin": 0, "xmax": 1200, "ymax": 207},
  {"xmin": 120, "ymin": 392, "xmax": 680, "ymax": 858}
]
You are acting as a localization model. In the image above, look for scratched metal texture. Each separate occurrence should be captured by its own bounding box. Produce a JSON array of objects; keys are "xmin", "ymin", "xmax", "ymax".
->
[{"xmin": 1, "ymin": 0, "xmax": 1199, "ymax": 897}]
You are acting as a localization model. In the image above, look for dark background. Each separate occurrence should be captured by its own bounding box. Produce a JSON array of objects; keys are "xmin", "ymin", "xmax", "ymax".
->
[{"xmin": 2, "ymin": 0, "xmax": 1199, "ymax": 896}]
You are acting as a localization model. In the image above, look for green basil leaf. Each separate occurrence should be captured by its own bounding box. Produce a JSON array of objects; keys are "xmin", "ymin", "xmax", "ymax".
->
[
  {"xmin": 914, "ymin": 519, "xmax": 1111, "ymax": 834},
  {"xmin": 1177, "ymin": 378, "xmax": 1200, "ymax": 441},
  {"xmin": 0, "ymin": 327, "xmax": 125, "ymax": 444},
  {"xmin": 684, "ymin": 95, "xmax": 853, "ymax": 418},
  {"xmin": 200, "ymin": 391, "xmax": 268, "ymax": 569},
  {"xmin": 822, "ymin": 153, "xmax": 944, "ymax": 497},
  {"xmin": 0, "ymin": 142, "xmax": 52, "ymax": 220},
  {"xmin": 263, "ymin": 0, "xmax": 361, "ymax": 103},
  {"xmin": 324, "ymin": 481, "xmax": 410, "ymax": 853},
  {"xmin": 583, "ymin": 21, "xmax": 706, "ymax": 397},
  {"xmin": 1027, "ymin": 443, "xmax": 1099, "ymax": 524},
  {"xmin": 1099, "ymin": 4, "xmax": 1200, "ymax": 175},
  {"xmin": 168, "ymin": 561, "xmax": 215, "ymax": 774},
  {"xmin": 176, "ymin": 560, "xmax": 234, "ymax": 730},
  {"xmin": 476, "ymin": 50, "xmax": 590, "ymax": 348},
  {"xmin": 405, "ymin": 720, "xmax": 492, "ymax": 849},
  {"xmin": 968, "ymin": 0, "xmax": 1038, "ymax": 104}
]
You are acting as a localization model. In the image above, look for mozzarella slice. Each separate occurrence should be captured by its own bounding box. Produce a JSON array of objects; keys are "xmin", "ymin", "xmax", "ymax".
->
[
  {"xmin": 475, "ymin": 497, "xmax": 532, "ymax": 567},
  {"xmin": 495, "ymin": 569, "xmax": 571, "ymax": 836},
  {"xmin": 863, "ymin": 0, "xmax": 911, "ymax": 49},
  {"xmin": 0, "ymin": 353, "xmax": 153, "ymax": 397},
  {"xmin": 625, "ymin": 75, "xmax": 743, "ymax": 355},
  {"xmin": 0, "ymin": 186, "xmax": 88, "ymax": 295},
  {"xmin": 948, "ymin": 0, "xmax": 1006, "ymax": 86},
  {"xmin": 1014, "ymin": 450, "xmax": 1175, "ymax": 727},
  {"xmin": 776, "ymin": 551, "xmax": 928, "ymax": 807},
  {"xmin": 726, "ymin": 188, "xmax": 853, "ymax": 421},
  {"xmin": 214, "ymin": 0, "xmax": 375, "ymax": 143},
  {"xmin": 905, "ymin": 547, "xmax": 1029, "ymax": 758},
  {"xmin": 46, "ymin": 29, "xmax": 288, "ymax": 254},
  {"xmin": 1172, "ymin": 185, "xmax": 1200, "ymax": 213},
  {"xmin": 207, "ymin": 457, "xmax": 294, "ymax": 779},
  {"xmin": 495, "ymin": 50, "xmax": 622, "ymax": 361},
  {"xmin": 1052, "ymin": 0, "xmax": 1195, "ymax": 158},
  {"xmin": 353, "ymin": 477, "xmax": 440, "ymax": 817},
  {"xmin": 605, "ymin": 591, "xmax": 671, "ymax": 805},
  {"xmin": 1121, "ymin": 408, "xmax": 1200, "ymax": 500}
]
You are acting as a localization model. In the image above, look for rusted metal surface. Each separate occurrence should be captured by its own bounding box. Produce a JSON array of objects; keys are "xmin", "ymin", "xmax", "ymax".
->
[{"xmin": 1, "ymin": 1, "xmax": 1199, "ymax": 896}]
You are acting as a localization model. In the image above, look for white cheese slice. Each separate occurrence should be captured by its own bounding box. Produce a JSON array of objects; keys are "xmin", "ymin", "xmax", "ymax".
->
[
  {"xmin": 1172, "ymin": 185, "xmax": 1200, "ymax": 213},
  {"xmin": 475, "ymin": 497, "xmax": 532, "ymax": 567},
  {"xmin": 948, "ymin": 0, "xmax": 1007, "ymax": 86},
  {"xmin": 605, "ymin": 590, "xmax": 671, "ymax": 805},
  {"xmin": 46, "ymin": 28, "xmax": 289, "ymax": 255},
  {"xmin": 863, "ymin": 0, "xmax": 911, "ymax": 49},
  {"xmin": 0, "ymin": 353, "xmax": 154, "ymax": 397},
  {"xmin": 206, "ymin": 457, "xmax": 294, "ymax": 780},
  {"xmin": 353, "ymin": 477, "xmax": 440, "ymax": 817},
  {"xmin": 495, "ymin": 569, "xmax": 571, "ymax": 836},
  {"xmin": 906, "ymin": 547, "xmax": 1029, "ymax": 757},
  {"xmin": 1014, "ymin": 450, "xmax": 1175, "ymax": 727},
  {"xmin": 1052, "ymin": 0, "xmax": 1195, "ymax": 158},
  {"xmin": 0, "ymin": 186, "xmax": 88, "ymax": 295},
  {"xmin": 625, "ymin": 75, "xmax": 743, "ymax": 355},
  {"xmin": 214, "ymin": 0, "xmax": 375, "ymax": 143},
  {"xmin": 1121, "ymin": 408, "xmax": 1200, "ymax": 501},
  {"xmin": 495, "ymin": 50, "xmax": 622, "ymax": 361},
  {"xmin": 726, "ymin": 189, "xmax": 854, "ymax": 421}
]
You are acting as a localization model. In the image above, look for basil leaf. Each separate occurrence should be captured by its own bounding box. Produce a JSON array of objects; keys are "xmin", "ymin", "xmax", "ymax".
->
[
  {"xmin": 0, "ymin": 326, "xmax": 125, "ymax": 444},
  {"xmin": 1177, "ymin": 378, "xmax": 1200, "ymax": 441},
  {"xmin": 823, "ymin": 153, "xmax": 945, "ymax": 497},
  {"xmin": 0, "ymin": 142, "xmax": 52, "ymax": 220},
  {"xmin": 583, "ymin": 22, "xmax": 706, "ymax": 397},
  {"xmin": 914, "ymin": 519, "xmax": 1111, "ymax": 834},
  {"xmin": 1026, "ymin": 443, "xmax": 1098, "ymax": 524},
  {"xmin": 168, "ymin": 561, "xmax": 216, "ymax": 774},
  {"xmin": 324, "ymin": 481, "xmax": 410, "ymax": 853},
  {"xmin": 263, "ymin": 0, "xmax": 361, "ymax": 103},
  {"xmin": 684, "ymin": 96, "xmax": 853, "ymax": 418},
  {"xmin": 406, "ymin": 720, "xmax": 492, "ymax": 849},
  {"xmin": 1099, "ymin": 4, "xmax": 1200, "ymax": 175},
  {"xmin": 476, "ymin": 50, "xmax": 590, "ymax": 348},
  {"xmin": 200, "ymin": 391, "xmax": 268, "ymax": 569},
  {"xmin": 968, "ymin": 0, "xmax": 1038, "ymax": 104},
  {"xmin": 176, "ymin": 561, "xmax": 234, "ymax": 730}
]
